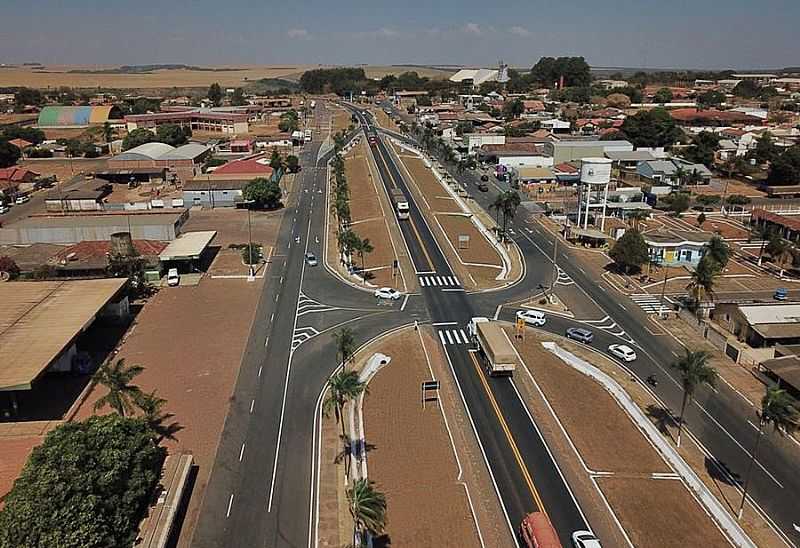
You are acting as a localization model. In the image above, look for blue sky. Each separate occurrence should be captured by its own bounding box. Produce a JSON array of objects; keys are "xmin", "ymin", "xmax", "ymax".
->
[{"xmin": 1, "ymin": 0, "xmax": 797, "ymax": 69}]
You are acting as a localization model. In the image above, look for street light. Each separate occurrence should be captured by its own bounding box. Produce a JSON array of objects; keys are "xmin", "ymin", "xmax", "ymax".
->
[{"xmin": 243, "ymin": 199, "xmax": 256, "ymax": 280}]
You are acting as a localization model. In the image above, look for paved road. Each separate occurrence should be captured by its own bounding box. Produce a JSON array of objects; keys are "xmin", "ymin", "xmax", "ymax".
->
[{"xmin": 373, "ymin": 107, "xmax": 800, "ymax": 546}]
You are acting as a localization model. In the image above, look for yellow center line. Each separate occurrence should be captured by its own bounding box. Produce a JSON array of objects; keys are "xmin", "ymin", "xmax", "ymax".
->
[{"xmin": 468, "ymin": 352, "xmax": 549, "ymax": 520}]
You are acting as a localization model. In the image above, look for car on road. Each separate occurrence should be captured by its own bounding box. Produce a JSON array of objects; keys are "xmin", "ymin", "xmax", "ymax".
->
[
  {"xmin": 516, "ymin": 310, "xmax": 546, "ymax": 327},
  {"xmin": 480, "ymin": 174, "xmax": 489, "ymax": 182},
  {"xmin": 608, "ymin": 344, "xmax": 637, "ymax": 362},
  {"xmin": 566, "ymin": 327, "xmax": 594, "ymax": 344},
  {"xmin": 477, "ymin": 183, "xmax": 489, "ymax": 192},
  {"xmin": 304, "ymin": 252, "xmax": 318, "ymax": 266},
  {"xmin": 572, "ymin": 530, "xmax": 602, "ymax": 548},
  {"xmin": 774, "ymin": 287, "xmax": 788, "ymax": 301},
  {"xmin": 0, "ymin": 204, "xmax": 9, "ymax": 214},
  {"xmin": 167, "ymin": 268, "xmax": 180, "ymax": 287},
  {"xmin": 14, "ymin": 195, "xmax": 29, "ymax": 205},
  {"xmin": 374, "ymin": 287, "xmax": 402, "ymax": 300}
]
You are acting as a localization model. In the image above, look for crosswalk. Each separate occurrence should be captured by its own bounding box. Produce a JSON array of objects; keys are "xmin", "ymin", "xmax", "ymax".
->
[
  {"xmin": 583, "ymin": 316, "xmax": 636, "ymax": 346},
  {"xmin": 554, "ymin": 266, "xmax": 574, "ymax": 287},
  {"xmin": 419, "ymin": 274, "xmax": 460, "ymax": 288},
  {"xmin": 630, "ymin": 294, "xmax": 671, "ymax": 315},
  {"xmin": 437, "ymin": 328, "xmax": 471, "ymax": 346}
]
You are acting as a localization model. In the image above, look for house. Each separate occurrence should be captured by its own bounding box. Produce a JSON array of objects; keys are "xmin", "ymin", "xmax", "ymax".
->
[
  {"xmin": 463, "ymin": 133, "xmax": 505, "ymax": 155},
  {"xmin": 540, "ymin": 119, "xmax": 572, "ymax": 134},
  {"xmin": 0, "ymin": 167, "xmax": 39, "ymax": 197},
  {"xmin": 52, "ymin": 239, "xmax": 167, "ymax": 277},
  {"xmin": 107, "ymin": 142, "xmax": 211, "ymax": 182},
  {"xmin": 605, "ymin": 150, "xmax": 656, "ymax": 169},
  {"xmin": 636, "ymin": 158, "xmax": 712, "ymax": 187},
  {"xmin": 714, "ymin": 303, "xmax": 800, "ymax": 348},
  {"xmin": 207, "ymin": 153, "xmax": 276, "ymax": 180},
  {"xmin": 669, "ymin": 108, "xmax": 763, "ymax": 126},
  {"xmin": 643, "ymin": 229, "xmax": 714, "ymax": 267}
]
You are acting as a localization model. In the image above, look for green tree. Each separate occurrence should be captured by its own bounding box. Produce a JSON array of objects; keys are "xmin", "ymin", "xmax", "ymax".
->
[
  {"xmin": 269, "ymin": 149, "xmax": 285, "ymax": 171},
  {"xmin": 620, "ymin": 108, "xmax": 683, "ymax": 148},
  {"xmin": 347, "ymin": 478, "xmax": 387, "ymax": 546},
  {"xmin": 92, "ymin": 358, "xmax": 145, "ymax": 417},
  {"xmin": 0, "ymin": 414, "xmax": 165, "ymax": 548},
  {"xmin": 732, "ymin": 80, "xmax": 762, "ymax": 99},
  {"xmin": 738, "ymin": 388, "xmax": 799, "ymax": 519},
  {"xmin": 697, "ymin": 212, "xmax": 706, "ymax": 227},
  {"xmin": 695, "ymin": 194, "xmax": 720, "ymax": 210},
  {"xmin": 230, "ymin": 87, "xmax": 247, "ymax": 106},
  {"xmin": 207, "ymin": 82, "xmax": 223, "ymax": 107},
  {"xmin": 286, "ymin": 154, "xmax": 300, "ymax": 173},
  {"xmin": 530, "ymin": 56, "xmax": 591, "ymax": 87},
  {"xmin": 683, "ymin": 131, "xmax": 720, "ymax": 167},
  {"xmin": 122, "ymin": 128, "xmax": 156, "ymax": 151},
  {"xmin": 355, "ymin": 236, "xmax": 374, "ymax": 278},
  {"xmin": 135, "ymin": 390, "xmax": 181, "ymax": 442},
  {"xmin": 13, "ymin": 87, "xmax": 43, "ymax": 107},
  {"xmin": 278, "ymin": 110, "xmax": 300, "ymax": 133},
  {"xmin": 686, "ymin": 255, "xmax": 719, "ymax": 317},
  {"xmin": 0, "ymin": 256, "xmax": 21, "ymax": 280},
  {"xmin": 698, "ymin": 90, "xmax": 725, "ymax": 108},
  {"xmin": 102, "ymin": 121, "xmax": 114, "ymax": 144},
  {"xmin": 765, "ymin": 234, "xmax": 794, "ymax": 276},
  {"xmin": 500, "ymin": 190, "xmax": 521, "ymax": 239},
  {"xmin": 323, "ymin": 370, "xmax": 367, "ymax": 442},
  {"xmin": 653, "ymin": 87, "xmax": 673, "ymax": 104},
  {"xmin": 156, "ymin": 124, "xmax": 191, "ymax": 147},
  {"xmin": 333, "ymin": 327, "xmax": 356, "ymax": 367},
  {"xmin": 665, "ymin": 192, "xmax": 691, "ymax": 216},
  {"xmin": 750, "ymin": 131, "xmax": 779, "ymax": 165},
  {"xmin": 243, "ymin": 177, "xmax": 282, "ymax": 209},
  {"xmin": 609, "ymin": 229, "xmax": 649, "ymax": 273},
  {"xmin": 703, "ymin": 235, "xmax": 730, "ymax": 269},
  {"xmin": 0, "ymin": 139, "xmax": 21, "ymax": 168},
  {"xmin": 671, "ymin": 350, "xmax": 717, "ymax": 447},
  {"xmin": 767, "ymin": 145, "xmax": 800, "ymax": 186},
  {"xmin": 1, "ymin": 125, "xmax": 46, "ymax": 145}
]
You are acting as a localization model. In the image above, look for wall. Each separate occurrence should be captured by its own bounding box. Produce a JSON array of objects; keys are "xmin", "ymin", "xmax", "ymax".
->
[{"xmin": 498, "ymin": 155, "xmax": 554, "ymax": 168}]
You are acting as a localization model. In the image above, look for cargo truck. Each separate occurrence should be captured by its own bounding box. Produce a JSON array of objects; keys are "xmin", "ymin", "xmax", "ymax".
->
[
  {"xmin": 390, "ymin": 188, "xmax": 410, "ymax": 220},
  {"xmin": 474, "ymin": 320, "xmax": 518, "ymax": 376},
  {"xmin": 520, "ymin": 512, "xmax": 561, "ymax": 548}
]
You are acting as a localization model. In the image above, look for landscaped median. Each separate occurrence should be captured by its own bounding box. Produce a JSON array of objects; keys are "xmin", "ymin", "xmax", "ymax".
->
[
  {"xmin": 315, "ymin": 325, "xmax": 513, "ymax": 547},
  {"xmin": 388, "ymin": 139, "xmax": 524, "ymax": 291}
]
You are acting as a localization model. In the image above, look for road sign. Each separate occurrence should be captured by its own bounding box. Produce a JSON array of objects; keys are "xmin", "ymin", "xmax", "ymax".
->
[{"xmin": 458, "ymin": 235, "xmax": 470, "ymax": 249}]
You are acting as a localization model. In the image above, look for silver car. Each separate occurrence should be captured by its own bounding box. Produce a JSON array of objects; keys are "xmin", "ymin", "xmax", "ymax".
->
[{"xmin": 566, "ymin": 327, "xmax": 594, "ymax": 344}]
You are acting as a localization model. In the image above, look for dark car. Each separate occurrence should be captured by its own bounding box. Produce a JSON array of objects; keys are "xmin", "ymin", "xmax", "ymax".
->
[
  {"xmin": 477, "ymin": 183, "xmax": 489, "ymax": 192},
  {"xmin": 480, "ymin": 174, "xmax": 489, "ymax": 182},
  {"xmin": 566, "ymin": 327, "xmax": 594, "ymax": 344}
]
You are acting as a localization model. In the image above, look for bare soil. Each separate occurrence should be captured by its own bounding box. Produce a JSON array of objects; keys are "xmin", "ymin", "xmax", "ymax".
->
[
  {"xmin": 436, "ymin": 214, "xmax": 502, "ymax": 267},
  {"xmin": 20, "ymin": 158, "xmax": 108, "ymax": 182},
  {"xmin": 596, "ymin": 477, "xmax": 731, "ymax": 548},
  {"xmin": 402, "ymin": 156, "xmax": 462, "ymax": 214}
]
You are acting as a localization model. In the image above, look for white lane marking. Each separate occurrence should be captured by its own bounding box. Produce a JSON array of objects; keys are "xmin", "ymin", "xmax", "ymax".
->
[
  {"xmin": 442, "ymin": 288, "xmax": 466, "ymax": 292},
  {"xmin": 258, "ymin": 365, "xmax": 263, "ymax": 377},
  {"xmin": 239, "ymin": 443, "xmax": 246, "ymax": 461},
  {"xmin": 446, "ymin": 330, "xmax": 454, "ymax": 344},
  {"xmin": 250, "ymin": 399, "xmax": 255, "ymax": 413},
  {"xmin": 270, "ymin": 313, "xmax": 275, "ymax": 323},
  {"xmin": 460, "ymin": 329, "xmax": 469, "ymax": 341},
  {"xmin": 420, "ymin": 277, "xmax": 428, "ymax": 286},
  {"xmin": 618, "ymin": 302, "xmax": 627, "ymax": 311},
  {"xmin": 226, "ymin": 494, "xmax": 234, "ymax": 518},
  {"xmin": 452, "ymin": 330, "xmax": 463, "ymax": 344},
  {"xmin": 400, "ymin": 294, "xmax": 409, "ymax": 311},
  {"xmin": 432, "ymin": 321, "xmax": 458, "ymax": 326},
  {"xmin": 436, "ymin": 276, "xmax": 444, "ymax": 285},
  {"xmin": 264, "ymin": 336, "xmax": 270, "ymax": 348},
  {"xmin": 438, "ymin": 331, "xmax": 447, "ymax": 346}
]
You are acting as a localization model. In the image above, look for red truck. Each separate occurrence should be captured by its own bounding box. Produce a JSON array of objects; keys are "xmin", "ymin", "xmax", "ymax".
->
[{"xmin": 520, "ymin": 512, "xmax": 561, "ymax": 548}]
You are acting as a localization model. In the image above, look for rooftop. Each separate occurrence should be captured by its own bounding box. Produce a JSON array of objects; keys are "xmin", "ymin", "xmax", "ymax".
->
[
  {"xmin": 0, "ymin": 279, "xmax": 127, "ymax": 391},
  {"xmin": 159, "ymin": 230, "xmax": 216, "ymax": 261},
  {"xmin": 738, "ymin": 303, "xmax": 800, "ymax": 326}
]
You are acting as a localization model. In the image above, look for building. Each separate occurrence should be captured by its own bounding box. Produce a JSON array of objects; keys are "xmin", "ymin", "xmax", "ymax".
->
[
  {"xmin": 644, "ymin": 229, "xmax": 714, "ymax": 267},
  {"xmin": 479, "ymin": 143, "xmax": 553, "ymax": 168},
  {"xmin": 107, "ymin": 142, "xmax": 210, "ymax": 182},
  {"xmin": 0, "ymin": 210, "xmax": 188, "ymax": 244},
  {"xmin": 0, "ymin": 167, "xmax": 39, "ymax": 197},
  {"xmin": 510, "ymin": 166, "xmax": 557, "ymax": 185},
  {"xmin": 37, "ymin": 105, "xmax": 124, "ymax": 128},
  {"xmin": 596, "ymin": 79, "xmax": 629, "ymax": 90},
  {"xmin": 8, "ymin": 138, "xmax": 33, "ymax": 152},
  {"xmin": 636, "ymin": 158, "xmax": 712, "ymax": 187},
  {"xmin": 604, "ymin": 150, "xmax": 657, "ymax": 168},
  {"xmin": 669, "ymin": 108, "xmax": 764, "ymax": 126},
  {"xmin": 52, "ymin": 238, "xmax": 166, "ymax": 277},
  {"xmin": 463, "ymin": 133, "xmax": 505, "ymax": 155},
  {"xmin": 544, "ymin": 140, "xmax": 634, "ymax": 164},
  {"xmin": 205, "ymin": 153, "xmax": 275, "ymax": 180},
  {"xmin": 44, "ymin": 188, "xmax": 106, "ymax": 212},
  {"xmin": 576, "ymin": 158, "xmax": 612, "ymax": 231},
  {"xmin": 714, "ymin": 303, "xmax": 800, "ymax": 348},
  {"xmin": 751, "ymin": 209, "xmax": 800, "ymax": 244},
  {"xmin": 182, "ymin": 179, "xmax": 250, "ymax": 208},
  {"xmin": 449, "ymin": 68, "xmax": 499, "ymax": 89},
  {"xmin": 125, "ymin": 109, "xmax": 250, "ymax": 134}
]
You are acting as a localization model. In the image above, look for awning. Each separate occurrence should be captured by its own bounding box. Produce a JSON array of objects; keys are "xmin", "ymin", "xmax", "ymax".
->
[{"xmin": 159, "ymin": 231, "xmax": 217, "ymax": 261}]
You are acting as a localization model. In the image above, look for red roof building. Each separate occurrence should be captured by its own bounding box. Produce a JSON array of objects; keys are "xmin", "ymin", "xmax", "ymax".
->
[
  {"xmin": 0, "ymin": 167, "xmax": 39, "ymax": 183},
  {"xmin": 8, "ymin": 138, "xmax": 33, "ymax": 150},
  {"xmin": 669, "ymin": 108, "xmax": 763, "ymax": 126},
  {"xmin": 210, "ymin": 154, "xmax": 275, "ymax": 179}
]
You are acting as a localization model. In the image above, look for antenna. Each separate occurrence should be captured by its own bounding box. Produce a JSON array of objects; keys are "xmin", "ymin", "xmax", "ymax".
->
[{"xmin": 497, "ymin": 60, "xmax": 509, "ymax": 84}]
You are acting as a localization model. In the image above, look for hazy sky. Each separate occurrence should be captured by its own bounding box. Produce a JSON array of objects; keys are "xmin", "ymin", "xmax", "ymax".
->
[{"xmin": 1, "ymin": 0, "xmax": 798, "ymax": 69}]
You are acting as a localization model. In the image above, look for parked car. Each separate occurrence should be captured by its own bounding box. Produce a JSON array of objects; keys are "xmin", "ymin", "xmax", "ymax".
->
[
  {"xmin": 304, "ymin": 252, "xmax": 318, "ymax": 266},
  {"xmin": 572, "ymin": 530, "xmax": 602, "ymax": 548},
  {"xmin": 374, "ymin": 287, "xmax": 402, "ymax": 300},
  {"xmin": 167, "ymin": 268, "xmax": 180, "ymax": 287},
  {"xmin": 14, "ymin": 195, "xmax": 29, "ymax": 205},
  {"xmin": 0, "ymin": 204, "xmax": 9, "ymax": 215},
  {"xmin": 774, "ymin": 288, "xmax": 788, "ymax": 301},
  {"xmin": 477, "ymin": 183, "xmax": 489, "ymax": 192},
  {"xmin": 608, "ymin": 344, "xmax": 637, "ymax": 362},
  {"xmin": 566, "ymin": 327, "xmax": 594, "ymax": 344},
  {"xmin": 516, "ymin": 310, "xmax": 546, "ymax": 327}
]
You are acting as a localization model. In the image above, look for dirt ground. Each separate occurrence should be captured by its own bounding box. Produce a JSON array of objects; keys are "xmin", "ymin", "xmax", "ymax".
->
[
  {"xmin": 436, "ymin": 214, "xmax": 502, "ymax": 267},
  {"xmin": 401, "ymin": 155, "xmax": 462, "ymax": 214},
  {"xmin": 20, "ymin": 158, "xmax": 108, "ymax": 182},
  {"xmin": 362, "ymin": 328, "xmax": 483, "ymax": 548},
  {"xmin": 596, "ymin": 477, "xmax": 730, "ymax": 548}
]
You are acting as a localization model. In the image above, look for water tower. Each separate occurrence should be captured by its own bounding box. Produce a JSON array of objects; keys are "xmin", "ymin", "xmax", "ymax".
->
[{"xmin": 576, "ymin": 158, "xmax": 612, "ymax": 231}]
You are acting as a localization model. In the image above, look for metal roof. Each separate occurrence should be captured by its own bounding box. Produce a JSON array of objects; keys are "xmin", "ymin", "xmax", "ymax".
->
[
  {"xmin": 159, "ymin": 230, "xmax": 217, "ymax": 261},
  {"xmin": 37, "ymin": 105, "xmax": 122, "ymax": 127},
  {"xmin": 114, "ymin": 142, "xmax": 176, "ymax": 161},
  {"xmin": 605, "ymin": 150, "xmax": 656, "ymax": 162},
  {"xmin": 0, "ymin": 279, "xmax": 127, "ymax": 391},
  {"xmin": 739, "ymin": 303, "xmax": 800, "ymax": 326},
  {"xmin": 158, "ymin": 143, "xmax": 210, "ymax": 161}
]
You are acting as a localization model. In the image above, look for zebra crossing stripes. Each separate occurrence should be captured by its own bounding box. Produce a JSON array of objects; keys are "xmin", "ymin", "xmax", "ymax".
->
[
  {"xmin": 419, "ymin": 274, "xmax": 460, "ymax": 287},
  {"xmin": 630, "ymin": 293, "xmax": 671, "ymax": 314},
  {"xmin": 437, "ymin": 328, "xmax": 471, "ymax": 346},
  {"xmin": 554, "ymin": 266, "xmax": 574, "ymax": 287}
]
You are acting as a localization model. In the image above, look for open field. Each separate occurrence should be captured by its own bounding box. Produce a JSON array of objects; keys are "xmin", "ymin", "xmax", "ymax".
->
[{"xmin": 362, "ymin": 65, "xmax": 455, "ymax": 80}]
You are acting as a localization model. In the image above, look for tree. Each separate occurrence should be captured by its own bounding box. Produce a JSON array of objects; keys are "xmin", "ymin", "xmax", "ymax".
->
[
  {"xmin": 502, "ymin": 98, "xmax": 524, "ymax": 120},
  {"xmin": 102, "ymin": 121, "xmax": 114, "ymax": 144},
  {"xmin": 489, "ymin": 194, "xmax": 504, "ymax": 226},
  {"xmin": 269, "ymin": 149, "xmax": 285, "ymax": 171},
  {"xmin": 686, "ymin": 255, "xmax": 719, "ymax": 317},
  {"xmin": 135, "ymin": 390, "xmax": 181, "ymax": 442},
  {"xmin": 278, "ymin": 110, "xmax": 299, "ymax": 133},
  {"xmin": 697, "ymin": 212, "xmax": 707, "ymax": 227},
  {"xmin": 0, "ymin": 139, "xmax": 21, "ymax": 168},
  {"xmin": 738, "ymin": 388, "xmax": 798, "ymax": 519},
  {"xmin": 243, "ymin": 177, "xmax": 282, "ymax": 209},
  {"xmin": 732, "ymin": 80, "xmax": 762, "ymax": 99},
  {"xmin": 765, "ymin": 234, "xmax": 794, "ymax": 276},
  {"xmin": 285, "ymin": 154, "xmax": 300, "ymax": 173},
  {"xmin": 609, "ymin": 229, "xmax": 649, "ymax": 273},
  {"xmin": 653, "ymin": 87, "xmax": 673, "ymax": 104},
  {"xmin": 682, "ymin": 131, "xmax": 720, "ymax": 167},
  {"xmin": 695, "ymin": 194, "xmax": 720, "ymax": 209},
  {"xmin": 626, "ymin": 210, "xmax": 649, "ymax": 231},
  {"xmin": 207, "ymin": 82, "xmax": 223, "ymax": 107},
  {"xmin": 703, "ymin": 235, "xmax": 730, "ymax": 269},
  {"xmin": 156, "ymin": 124, "xmax": 191, "ymax": 147},
  {"xmin": 0, "ymin": 256, "xmax": 20, "ymax": 280},
  {"xmin": 1, "ymin": 125, "xmax": 45, "ymax": 145},
  {"xmin": 13, "ymin": 87, "xmax": 43, "ymax": 107},
  {"xmin": 750, "ymin": 131, "xmax": 779, "ymax": 165},
  {"xmin": 605, "ymin": 93, "xmax": 631, "ymax": 109},
  {"xmin": 347, "ymin": 478, "xmax": 387, "ymax": 546},
  {"xmin": 333, "ymin": 327, "xmax": 356, "ymax": 367},
  {"xmin": 664, "ymin": 192, "xmax": 691, "ymax": 216},
  {"xmin": 530, "ymin": 56, "xmax": 591, "ymax": 87},
  {"xmin": 500, "ymin": 191, "xmax": 521, "ymax": 239},
  {"xmin": 767, "ymin": 145, "xmax": 800, "ymax": 186},
  {"xmin": 698, "ymin": 90, "xmax": 725, "ymax": 108},
  {"xmin": 0, "ymin": 414, "xmax": 165, "ymax": 548},
  {"xmin": 122, "ymin": 128, "xmax": 156, "ymax": 151},
  {"xmin": 671, "ymin": 350, "xmax": 717, "ymax": 447},
  {"xmin": 92, "ymin": 358, "xmax": 145, "ymax": 417},
  {"xmin": 323, "ymin": 370, "xmax": 367, "ymax": 443},
  {"xmin": 355, "ymin": 236, "xmax": 374, "ymax": 277},
  {"xmin": 620, "ymin": 108, "xmax": 682, "ymax": 148},
  {"xmin": 230, "ymin": 87, "xmax": 247, "ymax": 106}
]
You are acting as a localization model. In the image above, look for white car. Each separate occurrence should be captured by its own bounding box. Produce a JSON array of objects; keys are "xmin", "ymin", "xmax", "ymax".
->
[
  {"xmin": 14, "ymin": 195, "xmax": 29, "ymax": 205},
  {"xmin": 572, "ymin": 530, "xmax": 602, "ymax": 548},
  {"xmin": 374, "ymin": 287, "xmax": 402, "ymax": 300},
  {"xmin": 167, "ymin": 268, "xmax": 180, "ymax": 287},
  {"xmin": 516, "ymin": 309, "xmax": 546, "ymax": 327},
  {"xmin": 608, "ymin": 344, "xmax": 637, "ymax": 362}
]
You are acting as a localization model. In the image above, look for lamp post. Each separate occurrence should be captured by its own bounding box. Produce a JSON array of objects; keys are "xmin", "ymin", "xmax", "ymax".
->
[{"xmin": 244, "ymin": 200, "xmax": 255, "ymax": 281}]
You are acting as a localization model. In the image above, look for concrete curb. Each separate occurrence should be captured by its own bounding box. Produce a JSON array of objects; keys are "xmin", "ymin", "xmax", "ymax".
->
[
  {"xmin": 348, "ymin": 353, "xmax": 392, "ymax": 481},
  {"xmin": 541, "ymin": 341, "xmax": 757, "ymax": 548}
]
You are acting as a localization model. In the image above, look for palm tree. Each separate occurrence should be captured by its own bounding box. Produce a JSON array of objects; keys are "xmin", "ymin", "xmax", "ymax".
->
[
  {"xmin": 356, "ymin": 237, "xmax": 374, "ymax": 279},
  {"xmin": 685, "ymin": 256, "xmax": 719, "ymax": 320},
  {"xmin": 323, "ymin": 370, "xmax": 367, "ymax": 475},
  {"xmin": 92, "ymin": 358, "xmax": 145, "ymax": 417},
  {"xmin": 766, "ymin": 235, "xmax": 794, "ymax": 277},
  {"xmin": 333, "ymin": 327, "xmax": 356, "ymax": 367},
  {"xmin": 136, "ymin": 390, "xmax": 181, "ymax": 442},
  {"xmin": 737, "ymin": 388, "xmax": 799, "ymax": 519},
  {"xmin": 500, "ymin": 191, "xmax": 522, "ymax": 240},
  {"xmin": 102, "ymin": 121, "xmax": 113, "ymax": 144},
  {"xmin": 347, "ymin": 478, "xmax": 387, "ymax": 546},
  {"xmin": 671, "ymin": 350, "xmax": 717, "ymax": 447},
  {"xmin": 489, "ymin": 194, "xmax": 505, "ymax": 227},
  {"xmin": 751, "ymin": 224, "xmax": 772, "ymax": 266},
  {"xmin": 674, "ymin": 165, "xmax": 688, "ymax": 191}
]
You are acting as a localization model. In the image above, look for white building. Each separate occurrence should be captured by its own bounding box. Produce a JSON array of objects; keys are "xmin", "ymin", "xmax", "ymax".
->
[
  {"xmin": 449, "ymin": 68, "xmax": 499, "ymax": 89},
  {"xmin": 463, "ymin": 133, "xmax": 505, "ymax": 155}
]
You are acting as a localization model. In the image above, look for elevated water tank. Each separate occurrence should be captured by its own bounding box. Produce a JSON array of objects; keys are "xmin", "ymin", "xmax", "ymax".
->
[{"xmin": 580, "ymin": 157, "xmax": 612, "ymax": 185}]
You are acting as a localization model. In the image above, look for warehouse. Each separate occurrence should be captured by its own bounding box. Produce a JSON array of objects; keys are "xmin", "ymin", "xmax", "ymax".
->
[
  {"xmin": 183, "ymin": 179, "xmax": 250, "ymax": 208},
  {"xmin": 544, "ymin": 140, "xmax": 634, "ymax": 164},
  {"xmin": 125, "ymin": 109, "xmax": 250, "ymax": 134},
  {"xmin": 107, "ymin": 142, "xmax": 211, "ymax": 181},
  {"xmin": 37, "ymin": 105, "xmax": 124, "ymax": 128}
]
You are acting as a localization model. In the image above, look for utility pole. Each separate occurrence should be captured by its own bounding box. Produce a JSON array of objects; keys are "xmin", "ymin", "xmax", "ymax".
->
[
  {"xmin": 551, "ymin": 228, "xmax": 559, "ymax": 300},
  {"xmin": 659, "ymin": 261, "xmax": 669, "ymax": 318},
  {"xmin": 245, "ymin": 200, "xmax": 255, "ymax": 281}
]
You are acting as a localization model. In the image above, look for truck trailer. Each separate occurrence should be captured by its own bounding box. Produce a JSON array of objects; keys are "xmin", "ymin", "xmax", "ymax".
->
[
  {"xmin": 390, "ymin": 188, "xmax": 410, "ymax": 220},
  {"xmin": 474, "ymin": 320, "xmax": 518, "ymax": 376}
]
